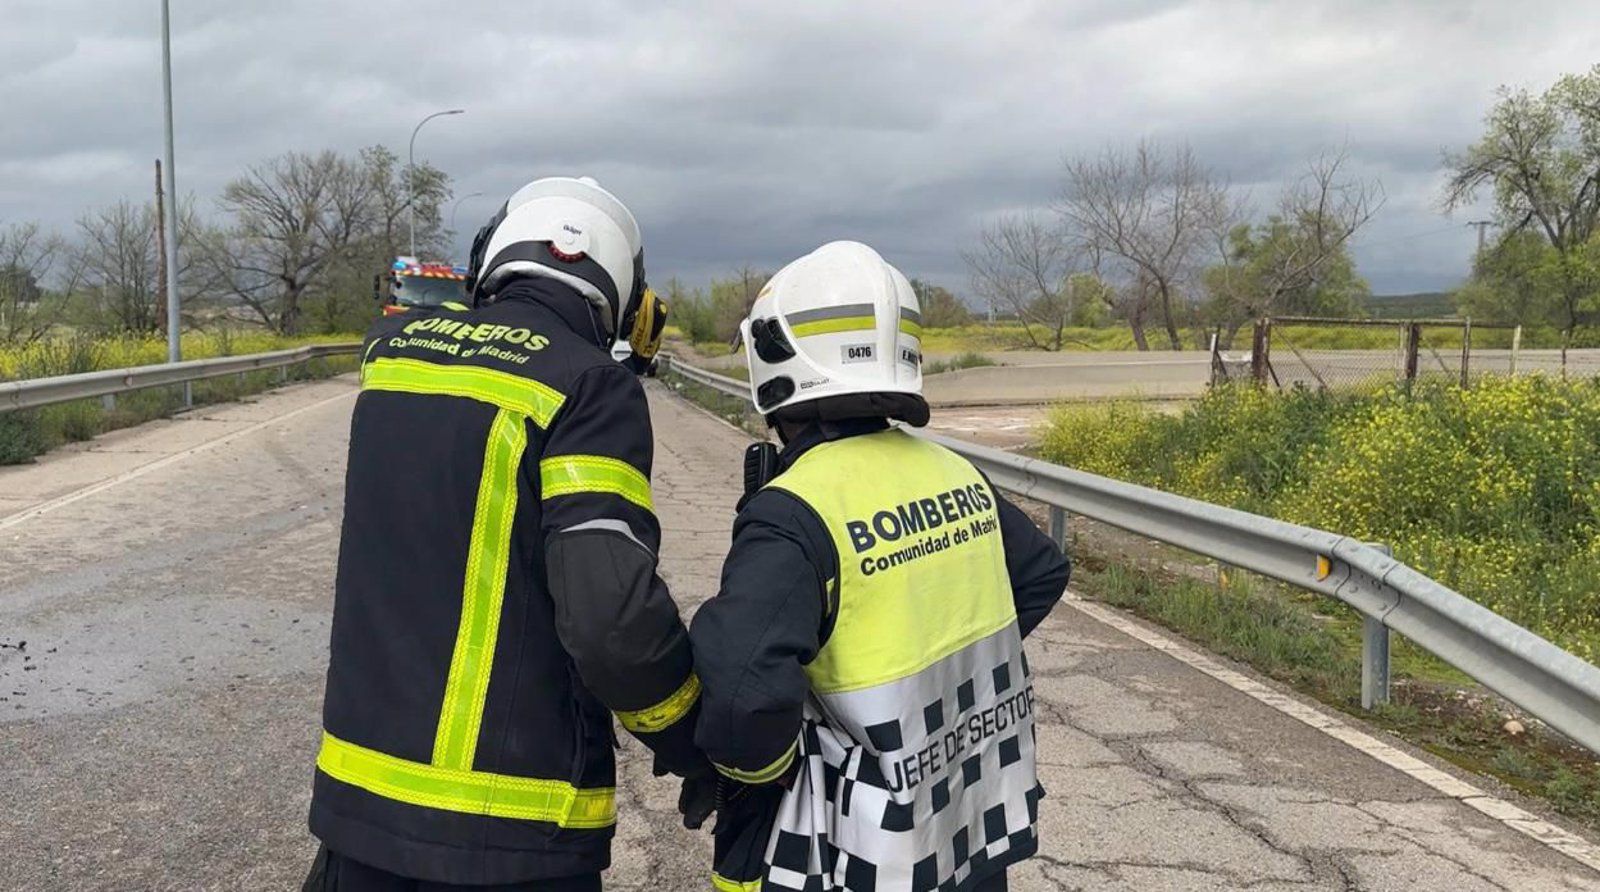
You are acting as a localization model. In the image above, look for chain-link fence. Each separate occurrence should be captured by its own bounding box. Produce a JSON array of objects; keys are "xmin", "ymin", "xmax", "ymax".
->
[{"xmin": 1211, "ymin": 316, "xmax": 1596, "ymax": 392}]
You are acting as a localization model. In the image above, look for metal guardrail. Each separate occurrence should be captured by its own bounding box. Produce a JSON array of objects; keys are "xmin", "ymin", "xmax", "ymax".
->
[
  {"xmin": 0, "ymin": 343, "xmax": 362, "ymax": 413},
  {"xmin": 659, "ymin": 355, "xmax": 1600, "ymax": 754}
]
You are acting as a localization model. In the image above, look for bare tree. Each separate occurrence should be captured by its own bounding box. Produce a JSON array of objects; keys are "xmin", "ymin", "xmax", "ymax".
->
[
  {"xmin": 361, "ymin": 145, "xmax": 450, "ymax": 261},
  {"xmin": 72, "ymin": 199, "xmax": 208, "ymax": 335},
  {"xmin": 74, "ymin": 201, "xmax": 158, "ymax": 334},
  {"xmin": 0, "ymin": 222, "xmax": 63, "ymax": 345},
  {"xmin": 201, "ymin": 148, "xmax": 450, "ymax": 334},
  {"xmin": 963, "ymin": 213, "xmax": 1080, "ymax": 350},
  {"xmin": 1060, "ymin": 140, "xmax": 1232, "ymax": 350},
  {"xmin": 213, "ymin": 151, "xmax": 370, "ymax": 333}
]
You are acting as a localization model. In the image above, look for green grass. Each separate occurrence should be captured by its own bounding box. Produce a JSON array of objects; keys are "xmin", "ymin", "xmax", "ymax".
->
[{"xmin": 1086, "ymin": 562, "xmax": 1352, "ymax": 690}]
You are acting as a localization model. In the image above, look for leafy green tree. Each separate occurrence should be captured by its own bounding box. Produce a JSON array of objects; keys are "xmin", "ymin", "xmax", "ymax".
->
[
  {"xmin": 1453, "ymin": 231, "xmax": 1561, "ymax": 325},
  {"xmin": 1446, "ymin": 64, "xmax": 1600, "ymax": 339},
  {"xmin": 1203, "ymin": 151, "xmax": 1378, "ymax": 340},
  {"xmin": 663, "ymin": 278, "xmax": 718, "ymax": 344},
  {"xmin": 908, "ymin": 279, "xmax": 971, "ymax": 328},
  {"xmin": 1204, "ymin": 218, "xmax": 1370, "ymax": 324},
  {"xmin": 1061, "ymin": 273, "xmax": 1115, "ymax": 327}
]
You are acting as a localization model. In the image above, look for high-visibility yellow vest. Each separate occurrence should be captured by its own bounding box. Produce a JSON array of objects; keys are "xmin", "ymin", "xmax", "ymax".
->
[
  {"xmin": 770, "ymin": 430, "xmax": 1017, "ymax": 696},
  {"xmin": 756, "ymin": 429, "xmax": 1040, "ymax": 890}
]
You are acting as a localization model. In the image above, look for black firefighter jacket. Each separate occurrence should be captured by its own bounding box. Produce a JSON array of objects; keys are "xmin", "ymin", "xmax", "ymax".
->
[{"xmin": 310, "ymin": 279, "xmax": 703, "ymax": 885}]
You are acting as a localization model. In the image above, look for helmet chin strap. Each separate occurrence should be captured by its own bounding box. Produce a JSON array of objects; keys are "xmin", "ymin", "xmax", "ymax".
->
[{"xmin": 583, "ymin": 300, "xmax": 608, "ymax": 349}]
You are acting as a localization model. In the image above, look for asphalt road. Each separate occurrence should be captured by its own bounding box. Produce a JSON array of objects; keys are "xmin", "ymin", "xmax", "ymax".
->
[
  {"xmin": 2, "ymin": 377, "xmax": 1598, "ymax": 890},
  {"xmin": 688, "ymin": 347, "xmax": 1600, "ymax": 407}
]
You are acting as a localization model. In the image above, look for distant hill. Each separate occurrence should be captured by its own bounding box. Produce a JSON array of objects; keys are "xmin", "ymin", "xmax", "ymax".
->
[{"xmin": 1363, "ymin": 291, "xmax": 1457, "ymax": 320}]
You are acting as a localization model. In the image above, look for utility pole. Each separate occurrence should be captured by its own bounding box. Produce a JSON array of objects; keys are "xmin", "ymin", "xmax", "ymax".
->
[
  {"xmin": 155, "ymin": 159, "xmax": 167, "ymax": 338},
  {"xmin": 1467, "ymin": 220, "xmax": 1493, "ymax": 257},
  {"xmin": 160, "ymin": 0, "xmax": 182, "ymax": 372}
]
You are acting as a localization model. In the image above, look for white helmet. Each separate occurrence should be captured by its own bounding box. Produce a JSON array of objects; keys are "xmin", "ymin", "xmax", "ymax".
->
[
  {"xmin": 467, "ymin": 176, "xmax": 643, "ymax": 334},
  {"xmin": 741, "ymin": 241, "xmax": 925, "ymax": 422}
]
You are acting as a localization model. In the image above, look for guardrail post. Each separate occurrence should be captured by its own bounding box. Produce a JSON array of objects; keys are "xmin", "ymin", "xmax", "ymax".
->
[
  {"xmin": 1048, "ymin": 505, "xmax": 1068, "ymax": 553},
  {"xmin": 182, "ymin": 381, "xmax": 192, "ymax": 409},
  {"xmin": 1362, "ymin": 617, "xmax": 1391, "ymax": 710},
  {"xmin": 1362, "ymin": 542, "xmax": 1394, "ymax": 710},
  {"xmin": 101, "ymin": 394, "xmax": 116, "ymax": 413}
]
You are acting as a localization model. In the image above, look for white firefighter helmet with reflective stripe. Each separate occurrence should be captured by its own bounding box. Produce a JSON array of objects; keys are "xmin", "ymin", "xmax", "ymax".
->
[
  {"xmin": 472, "ymin": 177, "xmax": 642, "ymax": 334},
  {"xmin": 741, "ymin": 241, "xmax": 924, "ymax": 417}
]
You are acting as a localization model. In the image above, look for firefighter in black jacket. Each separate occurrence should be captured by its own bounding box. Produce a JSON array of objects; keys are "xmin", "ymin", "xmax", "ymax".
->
[
  {"xmin": 306, "ymin": 177, "xmax": 705, "ymax": 891},
  {"xmin": 689, "ymin": 242, "xmax": 1070, "ymax": 891}
]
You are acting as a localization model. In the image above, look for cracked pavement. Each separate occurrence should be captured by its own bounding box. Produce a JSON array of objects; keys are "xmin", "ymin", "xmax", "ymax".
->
[{"xmin": 0, "ymin": 376, "xmax": 1596, "ymax": 890}]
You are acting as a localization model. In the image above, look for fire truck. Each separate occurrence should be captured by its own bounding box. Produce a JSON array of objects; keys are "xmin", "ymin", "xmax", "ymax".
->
[{"xmin": 375, "ymin": 257, "xmax": 470, "ymax": 316}]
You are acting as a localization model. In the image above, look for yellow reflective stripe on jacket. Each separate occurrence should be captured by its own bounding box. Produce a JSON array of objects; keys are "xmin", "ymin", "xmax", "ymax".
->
[
  {"xmin": 615, "ymin": 673, "xmax": 701, "ymax": 734},
  {"xmin": 899, "ymin": 318, "xmax": 923, "ymax": 339},
  {"xmin": 363, "ymin": 356, "xmax": 565, "ymax": 428},
  {"xmin": 317, "ymin": 732, "xmax": 616, "ymax": 829},
  {"xmin": 712, "ymin": 873, "xmax": 763, "ymax": 891},
  {"xmin": 432, "ymin": 408, "xmax": 527, "ymax": 769},
  {"xmin": 789, "ymin": 315, "xmax": 876, "ymax": 338},
  {"xmin": 714, "ymin": 738, "xmax": 797, "ymax": 785},
  {"xmin": 540, "ymin": 454, "xmax": 653, "ymax": 511}
]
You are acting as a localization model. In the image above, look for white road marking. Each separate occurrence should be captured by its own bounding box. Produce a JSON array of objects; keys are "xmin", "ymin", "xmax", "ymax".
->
[
  {"xmin": 1061, "ymin": 591, "xmax": 1600, "ymax": 875},
  {"xmin": 0, "ymin": 388, "xmax": 358, "ymax": 532}
]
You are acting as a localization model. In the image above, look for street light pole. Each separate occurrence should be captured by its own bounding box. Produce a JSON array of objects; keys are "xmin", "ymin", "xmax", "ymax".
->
[
  {"xmin": 160, "ymin": 0, "xmax": 181, "ymax": 367},
  {"xmin": 450, "ymin": 191, "xmax": 485, "ymax": 232},
  {"xmin": 408, "ymin": 109, "xmax": 465, "ymax": 257}
]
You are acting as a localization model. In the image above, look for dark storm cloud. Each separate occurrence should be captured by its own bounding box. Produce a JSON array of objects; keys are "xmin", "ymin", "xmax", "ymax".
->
[{"xmin": 3, "ymin": 0, "xmax": 1598, "ymax": 294}]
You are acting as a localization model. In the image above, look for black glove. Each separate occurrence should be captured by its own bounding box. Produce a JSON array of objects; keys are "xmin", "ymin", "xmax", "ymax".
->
[{"xmin": 678, "ymin": 770, "xmax": 719, "ymax": 830}]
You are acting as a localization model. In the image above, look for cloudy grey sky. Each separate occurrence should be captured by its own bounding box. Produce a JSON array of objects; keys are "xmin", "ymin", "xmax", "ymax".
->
[{"xmin": 3, "ymin": 0, "xmax": 1597, "ymax": 295}]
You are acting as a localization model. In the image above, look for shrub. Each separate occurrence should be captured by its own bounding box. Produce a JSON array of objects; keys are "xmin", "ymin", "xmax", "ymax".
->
[{"xmin": 1038, "ymin": 376, "xmax": 1600, "ymax": 660}]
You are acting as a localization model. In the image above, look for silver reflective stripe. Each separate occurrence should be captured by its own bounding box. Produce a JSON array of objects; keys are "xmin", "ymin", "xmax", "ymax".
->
[
  {"xmin": 560, "ymin": 518, "xmax": 652, "ymax": 554},
  {"xmin": 900, "ymin": 307, "xmax": 922, "ymax": 324},
  {"xmin": 785, "ymin": 303, "xmax": 878, "ymax": 325}
]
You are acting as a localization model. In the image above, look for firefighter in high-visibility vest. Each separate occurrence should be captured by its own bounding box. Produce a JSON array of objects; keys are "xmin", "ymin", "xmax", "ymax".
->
[
  {"xmin": 689, "ymin": 241, "xmax": 1070, "ymax": 892},
  {"xmin": 305, "ymin": 176, "xmax": 704, "ymax": 892}
]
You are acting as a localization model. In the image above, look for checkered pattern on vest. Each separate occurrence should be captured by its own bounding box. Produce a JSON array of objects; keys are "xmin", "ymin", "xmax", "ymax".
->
[{"xmin": 758, "ymin": 627, "xmax": 1042, "ymax": 891}]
